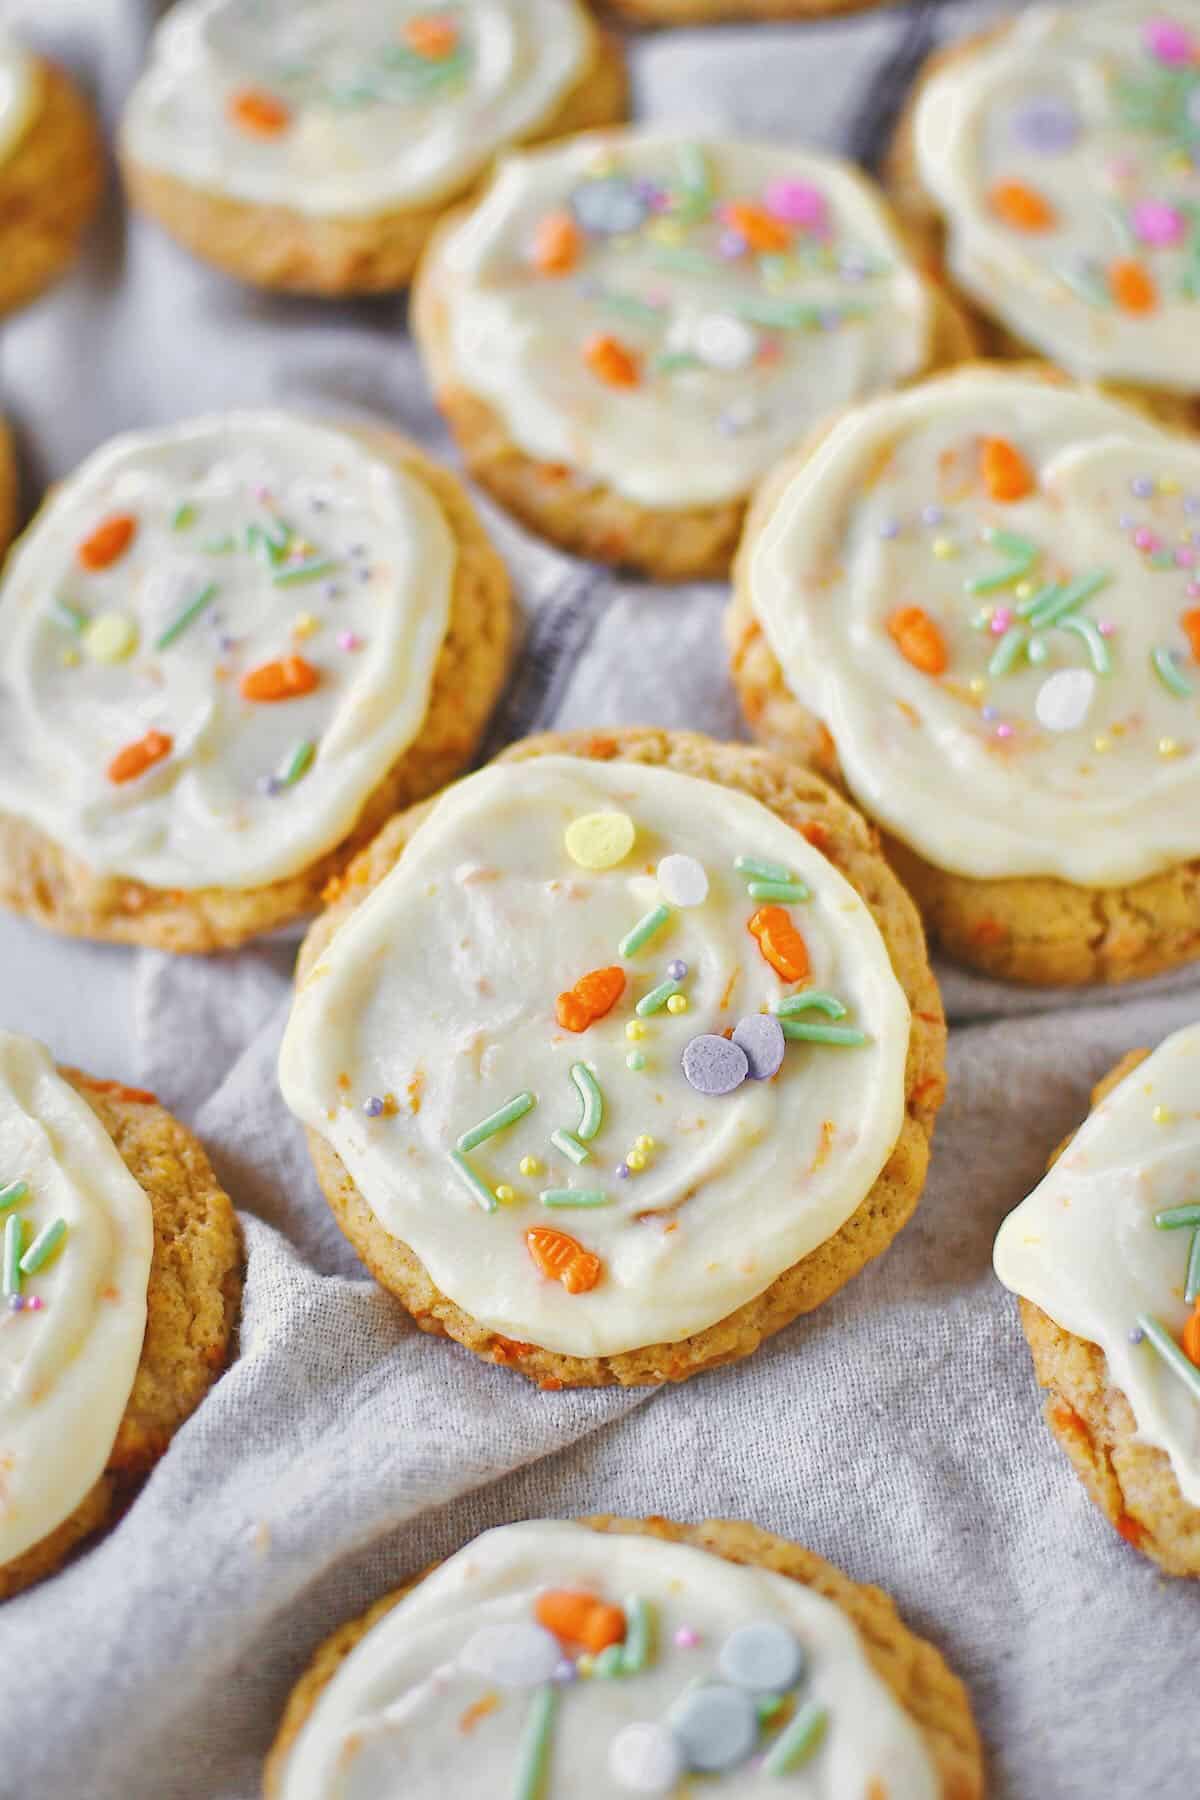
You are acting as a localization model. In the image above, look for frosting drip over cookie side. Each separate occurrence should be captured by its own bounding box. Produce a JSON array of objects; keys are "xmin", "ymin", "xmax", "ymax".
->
[
  {"xmin": 0, "ymin": 1034, "xmax": 154, "ymax": 1568},
  {"xmin": 0, "ymin": 37, "xmax": 38, "ymax": 166},
  {"xmin": 277, "ymin": 1520, "xmax": 939, "ymax": 1799},
  {"xmin": 121, "ymin": 0, "xmax": 593, "ymax": 216},
  {"xmin": 914, "ymin": 2, "xmax": 1200, "ymax": 389},
  {"xmin": 279, "ymin": 755, "xmax": 910, "ymax": 1359},
  {"xmin": 431, "ymin": 132, "xmax": 932, "ymax": 508},
  {"xmin": 995, "ymin": 1024, "xmax": 1200, "ymax": 1508},
  {"xmin": 748, "ymin": 368, "xmax": 1200, "ymax": 885},
  {"xmin": 0, "ymin": 413, "xmax": 454, "ymax": 891}
]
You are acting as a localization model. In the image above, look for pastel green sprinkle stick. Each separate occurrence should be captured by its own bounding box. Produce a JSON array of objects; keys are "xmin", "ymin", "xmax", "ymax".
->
[
  {"xmin": 2, "ymin": 1214, "xmax": 24, "ymax": 1296},
  {"xmin": 737, "ymin": 298, "xmax": 825, "ymax": 330},
  {"xmin": 636, "ymin": 979, "xmax": 682, "ymax": 1018},
  {"xmin": 779, "ymin": 1021, "xmax": 869, "ymax": 1046},
  {"xmin": 775, "ymin": 991, "xmax": 847, "ymax": 1019},
  {"xmin": 19, "ymin": 1217, "xmax": 66, "ymax": 1275},
  {"xmin": 0, "ymin": 1180, "xmax": 29, "ymax": 1211},
  {"xmin": 203, "ymin": 534, "xmax": 237, "ymax": 554},
  {"xmin": 593, "ymin": 1645, "xmax": 625, "ymax": 1679},
  {"xmin": 570, "ymin": 1064, "xmax": 603, "ymax": 1142},
  {"xmin": 272, "ymin": 556, "xmax": 340, "ymax": 587},
  {"xmin": 54, "ymin": 597, "xmax": 88, "ymax": 634},
  {"xmin": 447, "ymin": 1150, "xmax": 498, "ymax": 1215},
  {"xmin": 456, "ymin": 1091, "xmax": 535, "ymax": 1152},
  {"xmin": 988, "ymin": 625, "xmax": 1028, "ymax": 679},
  {"xmin": 1137, "ymin": 1313, "xmax": 1200, "ymax": 1406},
  {"xmin": 155, "ymin": 581, "xmax": 218, "ymax": 651},
  {"xmin": 763, "ymin": 1702, "xmax": 829, "ymax": 1776},
  {"xmin": 1057, "ymin": 614, "xmax": 1112, "ymax": 676},
  {"xmin": 734, "ymin": 854, "xmax": 792, "ymax": 885},
  {"xmin": 1027, "ymin": 631, "xmax": 1050, "ymax": 665},
  {"xmin": 1026, "ymin": 570, "xmax": 1109, "ymax": 629},
  {"xmin": 539, "ymin": 1189, "xmax": 610, "ymax": 1209},
  {"xmin": 550, "ymin": 1129, "xmax": 590, "ymax": 1167},
  {"xmin": 170, "ymin": 502, "xmax": 197, "ymax": 531},
  {"xmin": 747, "ymin": 880, "xmax": 810, "ymax": 904},
  {"xmin": 1152, "ymin": 645, "xmax": 1194, "ymax": 697},
  {"xmin": 620, "ymin": 905, "xmax": 672, "ymax": 958},
  {"xmin": 1188, "ymin": 1229, "xmax": 1200, "ymax": 1307},
  {"xmin": 620, "ymin": 1596, "xmax": 655, "ymax": 1675},
  {"xmin": 512, "ymin": 1686, "xmax": 557, "ymax": 1800},
  {"xmin": 1154, "ymin": 1205, "xmax": 1200, "ymax": 1229},
  {"xmin": 966, "ymin": 531, "xmax": 1038, "ymax": 595},
  {"xmin": 278, "ymin": 740, "xmax": 316, "ymax": 789},
  {"xmin": 1017, "ymin": 582, "xmax": 1060, "ymax": 620}
]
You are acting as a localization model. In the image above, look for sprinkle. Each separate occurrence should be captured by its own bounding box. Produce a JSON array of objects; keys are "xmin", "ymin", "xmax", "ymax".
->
[
  {"xmin": 625, "ymin": 1021, "xmax": 646, "ymax": 1041},
  {"xmin": 1152, "ymin": 1105, "xmax": 1173, "ymax": 1125},
  {"xmin": 989, "ymin": 179, "xmax": 1056, "ymax": 232},
  {"xmin": 720, "ymin": 1621, "xmax": 805, "ymax": 1692},
  {"xmin": 512, "ymin": 1687, "xmax": 558, "ymax": 1800},
  {"xmin": 981, "ymin": 437, "xmax": 1034, "ymax": 503},
  {"xmin": 155, "ymin": 581, "xmax": 218, "ymax": 650},
  {"xmin": 457, "ymin": 1090, "xmax": 536, "ymax": 1152},
  {"xmin": 564, "ymin": 811, "xmax": 636, "ymax": 871},
  {"xmin": 666, "ymin": 960, "xmax": 688, "ymax": 982},
  {"xmin": 620, "ymin": 905, "xmax": 672, "ymax": 958},
  {"xmin": 448, "ymin": 1149, "xmax": 498, "ymax": 1215},
  {"xmin": 682, "ymin": 1033, "xmax": 749, "ymax": 1096},
  {"xmin": 584, "ymin": 334, "xmax": 641, "ymax": 388},
  {"xmin": 734, "ymin": 854, "xmax": 792, "ymax": 885},
  {"xmin": 526, "ymin": 1227, "xmax": 602, "ymax": 1293},
  {"xmin": 921, "ymin": 505, "xmax": 944, "ymax": 527},
  {"xmin": 1012, "ymin": 95, "xmax": 1079, "ymax": 154},
  {"xmin": 78, "ymin": 513, "xmax": 137, "ymax": 571},
  {"xmin": 620, "ymin": 1597, "xmax": 656, "ymax": 1675},
  {"xmin": 666, "ymin": 994, "xmax": 689, "ymax": 1015},
  {"xmin": 557, "ymin": 966, "xmax": 626, "ymax": 1033},
  {"xmin": 776, "ymin": 991, "xmax": 847, "ymax": 1019},
  {"xmin": 291, "ymin": 611, "xmax": 320, "ymax": 641},
  {"xmin": 2, "ymin": 1214, "xmax": 24, "ymax": 1296},
  {"xmin": 764, "ymin": 178, "xmax": 828, "ymax": 229},
  {"xmin": 1110, "ymin": 259, "xmax": 1157, "ymax": 313},
  {"xmin": 1160, "ymin": 737, "xmax": 1182, "ymax": 758},
  {"xmin": 608, "ymin": 1722, "xmax": 682, "ymax": 1794},
  {"xmin": 171, "ymin": 502, "xmax": 197, "ymax": 531},
  {"xmin": 732, "ymin": 1014, "xmax": 786, "ymax": 1080},
  {"xmin": 670, "ymin": 1684, "xmax": 758, "ymax": 1773},
  {"xmin": 634, "ymin": 1136, "xmax": 655, "ymax": 1154},
  {"xmin": 550, "ymin": 1128, "xmax": 590, "ymax": 1167},
  {"xmin": 931, "ymin": 535, "xmax": 957, "ymax": 559},
  {"xmin": 723, "ymin": 202, "xmax": 792, "ymax": 254},
  {"xmin": 107, "ymin": 729, "xmax": 173, "ymax": 786},
  {"xmin": 569, "ymin": 1063, "xmax": 604, "ymax": 1143},
  {"xmin": 617, "ymin": 1161, "xmax": 631, "ymax": 1177},
  {"xmin": 275, "ymin": 739, "xmax": 316, "ymax": 789},
  {"xmin": 1152, "ymin": 646, "xmax": 1194, "ymax": 696},
  {"xmin": 625, "ymin": 1053, "xmax": 646, "ymax": 1073},
  {"xmin": 532, "ymin": 210, "xmax": 582, "ymax": 276},
  {"xmin": 0, "ymin": 1181, "xmax": 28, "ymax": 1211},
  {"xmin": 84, "ymin": 612, "xmax": 139, "ymax": 664},
  {"xmin": 1057, "ymin": 615, "xmax": 1112, "ymax": 675},
  {"xmin": 1024, "ymin": 570, "xmax": 1109, "ymax": 628},
  {"xmin": 1145, "ymin": 17, "xmax": 1194, "ymax": 63},
  {"xmin": 1129, "ymin": 1326, "xmax": 1146, "ymax": 1345},
  {"xmin": 887, "ymin": 605, "xmax": 947, "ymax": 675},
  {"xmin": 779, "ymin": 1021, "xmax": 869, "ymax": 1046},
  {"xmin": 674, "ymin": 1627, "xmax": 701, "ymax": 1650},
  {"xmin": 1188, "ymin": 1232, "xmax": 1200, "ymax": 1306},
  {"xmin": 519, "ymin": 1157, "xmax": 542, "ymax": 1178},
  {"xmin": 748, "ymin": 906, "xmax": 809, "ymax": 983},
  {"xmin": 1136, "ymin": 1313, "xmax": 1200, "ymax": 1406},
  {"xmin": 988, "ymin": 625, "xmax": 1028, "ymax": 677},
  {"xmin": 539, "ymin": 1187, "xmax": 609, "ymax": 1209},
  {"xmin": 228, "ymin": 87, "xmax": 291, "ymax": 135},
  {"xmin": 363, "ymin": 1096, "xmax": 385, "ymax": 1117},
  {"xmin": 656, "ymin": 854, "xmax": 708, "ymax": 908},
  {"xmin": 636, "ymin": 978, "xmax": 682, "ymax": 1017},
  {"xmin": 495, "ymin": 1185, "xmax": 517, "ymax": 1206},
  {"xmin": 18, "ymin": 1217, "xmax": 66, "ymax": 1275},
  {"xmin": 53, "ymin": 597, "xmax": 88, "ymax": 635},
  {"xmin": 747, "ymin": 879, "xmax": 810, "ymax": 903},
  {"xmin": 337, "ymin": 630, "xmax": 364, "ymax": 652},
  {"xmin": 1133, "ymin": 199, "xmax": 1186, "ymax": 247},
  {"xmin": 572, "ymin": 175, "xmax": 647, "ymax": 237},
  {"xmin": 273, "ymin": 556, "xmax": 340, "ymax": 588},
  {"xmin": 762, "ymin": 1701, "xmax": 829, "ymax": 1776},
  {"xmin": 626, "ymin": 1150, "xmax": 647, "ymax": 1173},
  {"xmin": 967, "ymin": 530, "xmax": 1040, "ymax": 595}
]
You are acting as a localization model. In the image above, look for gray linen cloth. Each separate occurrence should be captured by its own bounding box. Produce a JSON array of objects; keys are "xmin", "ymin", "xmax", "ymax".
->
[{"xmin": 1, "ymin": 2, "xmax": 1198, "ymax": 1796}]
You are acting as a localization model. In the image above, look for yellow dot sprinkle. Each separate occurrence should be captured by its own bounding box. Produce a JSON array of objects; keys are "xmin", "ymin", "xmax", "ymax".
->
[
  {"xmin": 1158, "ymin": 737, "xmax": 1181, "ymax": 758},
  {"xmin": 626, "ymin": 1150, "xmax": 647, "ymax": 1173},
  {"xmin": 576, "ymin": 1655, "xmax": 595, "ymax": 1677},
  {"xmin": 564, "ymin": 810, "xmax": 636, "ymax": 871},
  {"xmin": 1014, "ymin": 581, "xmax": 1034, "ymax": 602},
  {"xmin": 494, "ymin": 1185, "xmax": 516, "ymax": 1206},
  {"xmin": 634, "ymin": 1135, "xmax": 655, "ymax": 1153},
  {"xmin": 292, "ymin": 611, "xmax": 320, "ymax": 640},
  {"xmin": 648, "ymin": 219, "xmax": 685, "ymax": 246},
  {"xmin": 625, "ymin": 1020, "xmax": 646, "ymax": 1041},
  {"xmin": 60, "ymin": 648, "xmax": 81, "ymax": 668},
  {"xmin": 1153, "ymin": 1105, "xmax": 1173, "ymax": 1125},
  {"xmin": 968, "ymin": 677, "xmax": 987, "ymax": 697},
  {"xmin": 1093, "ymin": 735, "xmax": 1110, "ymax": 753},
  {"xmin": 1159, "ymin": 475, "xmax": 1180, "ymax": 496},
  {"xmin": 84, "ymin": 611, "xmax": 139, "ymax": 664},
  {"xmin": 666, "ymin": 993, "xmax": 688, "ymax": 1015},
  {"xmin": 931, "ymin": 536, "xmax": 957, "ymax": 560},
  {"xmin": 519, "ymin": 1157, "xmax": 541, "ymax": 1178}
]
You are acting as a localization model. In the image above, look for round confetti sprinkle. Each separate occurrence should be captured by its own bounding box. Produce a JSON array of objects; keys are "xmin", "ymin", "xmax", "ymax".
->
[
  {"xmin": 519, "ymin": 1157, "xmax": 541, "ymax": 1178},
  {"xmin": 627, "ymin": 1150, "xmax": 647, "ymax": 1173},
  {"xmin": 1145, "ymin": 17, "xmax": 1193, "ymax": 64},
  {"xmin": 564, "ymin": 811, "xmax": 636, "ymax": 871},
  {"xmin": 626, "ymin": 1053, "xmax": 646, "ymax": 1074},
  {"xmin": 719, "ymin": 1621, "xmax": 806, "ymax": 1693},
  {"xmin": 674, "ymin": 1626, "xmax": 701, "ymax": 1649},
  {"xmin": 656, "ymin": 854, "xmax": 708, "ymax": 908},
  {"xmin": 363, "ymin": 1095, "xmax": 385, "ymax": 1117},
  {"xmin": 666, "ymin": 993, "xmax": 688, "ymax": 1016},
  {"xmin": 731, "ymin": 1014, "xmax": 786, "ymax": 1082},
  {"xmin": 83, "ymin": 611, "xmax": 139, "ymax": 664},
  {"xmin": 608, "ymin": 1723, "xmax": 685, "ymax": 1795},
  {"xmin": 682, "ymin": 1034, "xmax": 749, "ymax": 1096},
  {"xmin": 1131, "ymin": 475, "xmax": 1155, "ymax": 499},
  {"xmin": 337, "ymin": 630, "xmax": 364, "ymax": 652},
  {"xmin": 8, "ymin": 1294, "xmax": 23, "ymax": 1313},
  {"xmin": 763, "ymin": 177, "xmax": 827, "ymax": 230},
  {"xmin": 617, "ymin": 1161, "xmax": 632, "ymax": 1178},
  {"xmin": 459, "ymin": 1622, "xmax": 562, "ymax": 1688},
  {"xmin": 635, "ymin": 1135, "xmax": 655, "ymax": 1153},
  {"xmin": 571, "ymin": 176, "xmax": 646, "ymax": 236},
  {"xmin": 1035, "ymin": 668, "xmax": 1095, "ymax": 734},
  {"xmin": 1133, "ymin": 199, "xmax": 1186, "ymax": 247},
  {"xmin": 666, "ymin": 960, "xmax": 688, "ymax": 982},
  {"xmin": 671, "ymin": 1683, "xmax": 758, "ymax": 1773},
  {"xmin": 692, "ymin": 313, "xmax": 759, "ymax": 372},
  {"xmin": 626, "ymin": 1021, "xmax": 646, "ymax": 1041},
  {"xmin": 1011, "ymin": 95, "xmax": 1079, "ymax": 155}
]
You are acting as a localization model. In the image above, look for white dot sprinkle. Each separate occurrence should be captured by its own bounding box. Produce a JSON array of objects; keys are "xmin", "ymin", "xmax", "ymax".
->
[
  {"xmin": 1035, "ymin": 668, "xmax": 1095, "ymax": 734},
  {"xmin": 608, "ymin": 1722, "xmax": 685, "ymax": 1793},
  {"xmin": 656, "ymin": 853, "xmax": 709, "ymax": 908}
]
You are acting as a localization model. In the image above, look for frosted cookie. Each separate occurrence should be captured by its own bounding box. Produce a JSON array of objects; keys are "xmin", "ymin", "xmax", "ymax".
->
[
  {"xmin": 119, "ymin": 0, "xmax": 626, "ymax": 295},
  {"xmin": 606, "ymin": 0, "xmax": 884, "ymax": 20},
  {"xmin": 0, "ymin": 413, "xmax": 512, "ymax": 953},
  {"xmin": 0, "ymin": 1032, "xmax": 240, "ymax": 1601},
  {"xmin": 0, "ymin": 35, "xmax": 103, "ymax": 316},
  {"xmin": 888, "ymin": 4, "xmax": 1200, "ymax": 416},
  {"xmin": 413, "ymin": 130, "xmax": 976, "ymax": 581},
  {"xmin": 730, "ymin": 363, "xmax": 1200, "ymax": 985},
  {"xmin": 995, "ymin": 1028, "xmax": 1200, "ymax": 1578},
  {"xmin": 265, "ymin": 1516, "xmax": 983, "ymax": 1799},
  {"xmin": 279, "ymin": 728, "xmax": 945, "ymax": 1389}
]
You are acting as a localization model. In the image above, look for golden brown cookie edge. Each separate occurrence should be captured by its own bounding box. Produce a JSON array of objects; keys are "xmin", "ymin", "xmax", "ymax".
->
[{"xmin": 0, "ymin": 57, "xmax": 104, "ymax": 317}]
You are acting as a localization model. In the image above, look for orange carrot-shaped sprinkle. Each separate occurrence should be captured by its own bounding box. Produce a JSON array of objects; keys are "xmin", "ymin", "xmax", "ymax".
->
[
  {"xmin": 78, "ymin": 513, "xmax": 137, "ymax": 571},
  {"xmin": 988, "ymin": 179, "xmax": 1056, "ymax": 233},
  {"xmin": 535, "ymin": 1591, "xmax": 626, "ymax": 1652},
  {"xmin": 239, "ymin": 655, "xmax": 320, "ymax": 703},
  {"xmin": 981, "ymin": 436, "xmax": 1034, "ymax": 503},
  {"xmin": 227, "ymin": 87, "xmax": 291, "ymax": 136},
  {"xmin": 403, "ymin": 14, "xmax": 459, "ymax": 58},
  {"xmin": 1111, "ymin": 259, "xmax": 1157, "ymax": 314},
  {"xmin": 526, "ymin": 1226, "xmax": 603, "ymax": 1294},
  {"xmin": 584, "ymin": 334, "xmax": 641, "ymax": 389},
  {"xmin": 724, "ymin": 203, "xmax": 792, "ymax": 253},
  {"xmin": 747, "ymin": 905, "xmax": 810, "ymax": 983},
  {"xmin": 887, "ymin": 605, "xmax": 948, "ymax": 676},
  {"xmin": 1183, "ymin": 1303, "xmax": 1200, "ymax": 1369},
  {"xmin": 1182, "ymin": 608, "xmax": 1200, "ymax": 664},
  {"xmin": 532, "ymin": 210, "xmax": 582, "ymax": 276},
  {"xmin": 555, "ymin": 966, "xmax": 625, "ymax": 1033},
  {"xmin": 107, "ymin": 728, "xmax": 172, "ymax": 785}
]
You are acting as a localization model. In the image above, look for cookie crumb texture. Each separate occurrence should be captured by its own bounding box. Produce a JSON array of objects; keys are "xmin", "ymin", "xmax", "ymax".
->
[
  {"xmin": 264, "ymin": 1516, "xmax": 984, "ymax": 1800},
  {"xmin": 296, "ymin": 728, "xmax": 945, "ymax": 1388},
  {"xmin": 608, "ymin": 0, "xmax": 882, "ymax": 15},
  {"xmin": 0, "ymin": 1074, "xmax": 241, "ymax": 1601},
  {"xmin": 0, "ymin": 58, "xmax": 103, "ymax": 317}
]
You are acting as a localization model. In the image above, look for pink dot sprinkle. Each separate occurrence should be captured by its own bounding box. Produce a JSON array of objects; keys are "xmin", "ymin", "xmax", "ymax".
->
[
  {"xmin": 1177, "ymin": 546, "xmax": 1197, "ymax": 568},
  {"xmin": 1133, "ymin": 199, "xmax": 1186, "ymax": 247},
  {"xmin": 989, "ymin": 608, "xmax": 1014, "ymax": 635},
  {"xmin": 1190, "ymin": 580, "xmax": 1200, "ymax": 599},
  {"xmin": 674, "ymin": 1627, "xmax": 701, "ymax": 1649},
  {"xmin": 1144, "ymin": 17, "xmax": 1193, "ymax": 64},
  {"xmin": 763, "ymin": 178, "xmax": 828, "ymax": 231},
  {"xmin": 995, "ymin": 722, "xmax": 1015, "ymax": 741},
  {"xmin": 1097, "ymin": 620, "xmax": 1116, "ymax": 637},
  {"xmin": 1133, "ymin": 527, "xmax": 1158, "ymax": 552},
  {"xmin": 337, "ymin": 630, "xmax": 364, "ymax": 652},
  {"xmin": 27, "ymin": 1296, "xmax": 44, "ymax": 1311}
]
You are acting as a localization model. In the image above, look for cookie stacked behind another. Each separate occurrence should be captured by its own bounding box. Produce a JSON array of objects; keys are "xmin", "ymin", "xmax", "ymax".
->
[{"xmin": 0, "ymin": 33, "xmax": 103, "ymax": 316}]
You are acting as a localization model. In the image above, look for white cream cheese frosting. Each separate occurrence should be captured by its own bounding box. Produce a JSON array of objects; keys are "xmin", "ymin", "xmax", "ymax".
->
[
  {"xmin": 914, "ymin": 3, "xmax": 1200, "ymax": 391},
  {"xmin": 0, "ymin": 413, "xmax": 455, "ymax": 892},
  {"xmin": 120, "ymin": 0, "xmax": 593, "ymax": 218},
  {"xmin": 0, "ymin": 36, "xmax": 39, "ymax": 167},
  {"xmin": 0, "ymin": 1034, "xmax": 153, "ymax": 1570},
  {"xmin": 278, "ymin": 755, "xmax": 910, "ymax": 1359},
  {"xmin": 746, "ymin": 366, "xmax": 1200, "ymax": 887},
  {"xmin": 276, "ymin": 1520, "xmax": 940, "ymax": 1799},
  {"xmin": 427, "ymin": 131, "xmax": 933, "ymax": 509},
  {"xmin": 995, "ymin": 1024, "xmax": 1200, "ymax": 1509}
]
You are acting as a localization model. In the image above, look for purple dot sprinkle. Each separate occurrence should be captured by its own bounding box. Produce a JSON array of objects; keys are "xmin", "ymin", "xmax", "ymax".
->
[
  {"xmin": 982, "ymin": 705, "xmax": 998, "ymax": 722},
  {"xmin": 1011, "ymin": 95, "xmax": 1080, "ymax": 155},
  {"xmin": 682, "ymin": 1034, "xmax": 749, "ymax": 1097},
  {"xmin": 1129, "ymin": 1326, "xmax": 1145, "ymax": 1345},
  {"xmin": 732, "ymin": 1014, "xmax": 786, "ymax": 1082},
  {"xmin": 879, "ymin": 519, "xmax": 901, "ymax": 540},
  {"xmin": 551, "ymin": 1659, "xmax": 577, "ymax": 1684},
  {"xmin": 616, "ymin": 1162, "xmax": 631, "ymax": 1180},
  {"xmin": 667, "ymin": 960, "xmax": 688, "ymax": 981},
  {"xmin": 922, "ymin": 504, "xmax": 944, "ymax": 527},
  {"xmin": 1187, "ymin": 495, "xmax": 1200, "ymax": 515},
  {"xmin": 1118, "ymin": 514, "xmax": 1136, "ymax": 532},
  {"xmin": 363, "ymin": 1095, "xmax": 385, "ymax": 1118},
  {"xmin": 1131, "ymin": 476, "xmax": 1155, "ymax": 499},
  {"xmin": 8, "ymin": 1295, "xmax": 23, "ymax": 1313}
]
